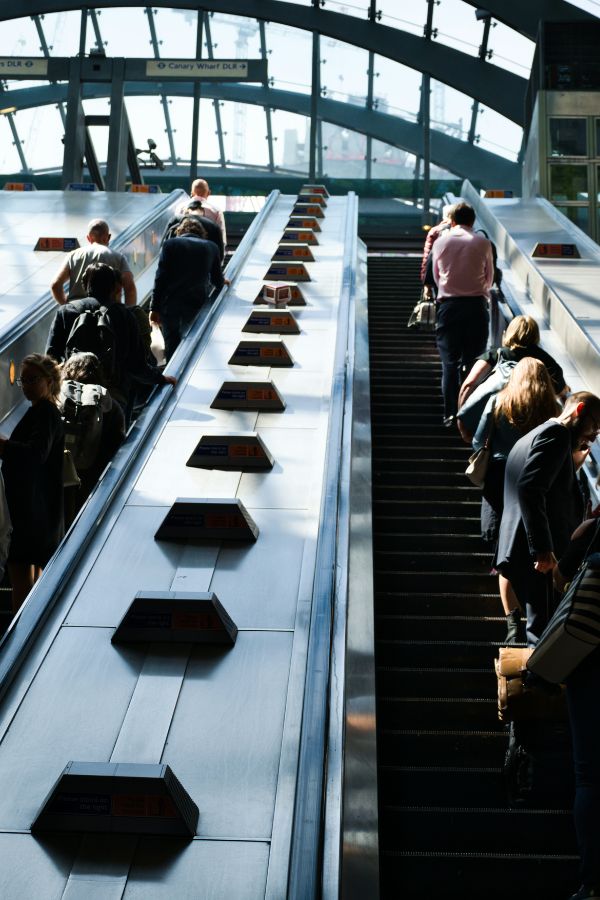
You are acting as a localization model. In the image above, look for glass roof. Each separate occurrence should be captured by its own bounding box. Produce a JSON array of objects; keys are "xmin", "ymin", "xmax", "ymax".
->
[{"xmin": 0, "ymin": 2, "xmax": 588, "ymax": 179}]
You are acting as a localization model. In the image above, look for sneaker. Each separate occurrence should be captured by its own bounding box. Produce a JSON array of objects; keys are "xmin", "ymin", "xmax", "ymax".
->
[{"xmin": 569, "ymin": 885, "xmax": 600, "ymax": 899}]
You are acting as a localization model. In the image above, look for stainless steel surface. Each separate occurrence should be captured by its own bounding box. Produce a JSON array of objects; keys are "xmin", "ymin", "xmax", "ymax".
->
[
  {"xmin": 462, "ymin": 179, "xmax": 600, "ymax": 398},
  {"xmin": 0, "ymin": 190, "xmax": 362, "ymax": 898},
  {"xmin": 0, "ymin": 189, "xmax": 185, "ymax": 425},
  {"xmin": 337, "ymin": 239, "xmax": 380, "ymax": 898}
]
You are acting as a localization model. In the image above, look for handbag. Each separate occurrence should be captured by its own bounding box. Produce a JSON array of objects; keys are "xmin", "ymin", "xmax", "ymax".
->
[
  {"xmin": 495, "ymin": 647, "xmax": 566, "ymax": 722},
  {"xmin": 63, "ymin": 448, "xmax": 81, "ymax": 488},
  {"xmin": 527, "ymin": 548, "xmax": 600, "ymax": 684},
  {"xmin": 407, "ymin": 290, "xmax": 436, "ymax": 330},
  {"xmin": 465, "ymin": 401, "xmax": 495, "ymax": 487}
]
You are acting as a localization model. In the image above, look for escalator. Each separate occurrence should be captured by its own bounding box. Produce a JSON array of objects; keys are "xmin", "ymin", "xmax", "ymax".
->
[{"xmin": 368, "ymin": 253, "xmax": 579, "ymax": 898}]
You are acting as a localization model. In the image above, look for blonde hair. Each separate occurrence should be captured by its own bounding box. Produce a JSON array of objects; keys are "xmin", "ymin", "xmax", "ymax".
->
[
  {"xmin": 502, "ymin": 315, "xmax": 540, "ymax": 350},
  {"xmin": 494, "ymin": 357, "xmax": 559, "ymax": 433},
  {"xmin": 21, "ymin": 353, "xmax": 62, "ymax": 403}
]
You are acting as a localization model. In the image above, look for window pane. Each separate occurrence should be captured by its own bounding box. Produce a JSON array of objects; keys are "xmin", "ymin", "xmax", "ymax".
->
[
  {"xmin": 321, "ymin": 39, "xmax": 368, "ymax": 107},
  {"xmin": 322, "ymin": 123, "xmax": 366, "ymax": 178},
  {"xmin": 374, "ymin": 57, "xmax": 421, "ymax": 121},
  {"xmin": 549, "ymin": 118, "xmax": 587, "ymax": 157},
  {"xmin": 272, "ymin": 110, "xmax": 309, "ymax": 173},
  {"xmin": 265, "ymin": 23, "xmax": 312, "ymax": 94},
  {"xmin": 376, "ymin": 1, "xmax": 424, "ymax": 38},
  {"xmin": 89, "ymin": 8, "xmax": 147, "ymax": 57},
  {"xmin": 433, "ymin": 0, "xmax": 482, "ymax": 58},
  {"xmin": 487, "ymin": 21, "xmax": 535, "ymax": 78},
  {"xmin": 0, "ymin": 116, "xmax": 26, "ymax": 172},
  {"xmin": 554, "ymin": 204, "xmax": 590, "ymax": 235},
  {"xmin": 550, "ymin": 165, "xmax": 589, "ymax": 201}
]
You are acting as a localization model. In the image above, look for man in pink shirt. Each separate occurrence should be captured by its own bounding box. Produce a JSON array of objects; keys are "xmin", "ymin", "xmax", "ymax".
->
[{"xmin": 431, "ymin": 202, "xmax": 494, "ymax": 424}]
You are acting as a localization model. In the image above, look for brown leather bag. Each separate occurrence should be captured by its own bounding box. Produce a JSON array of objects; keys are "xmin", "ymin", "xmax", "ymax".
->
[{"xmin": 495, "ymin": 647, "xmax": 566, "ymax": 723}]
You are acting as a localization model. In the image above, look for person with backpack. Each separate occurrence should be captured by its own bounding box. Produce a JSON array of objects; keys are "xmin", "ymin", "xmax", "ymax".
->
[
  {"xmin": 59, "ymin": 352, "xmax": 126, "ymax": 520},
  {"xmin": 456, "ymin": 314, "xmax": 568, "ymax": 443},
  {"xmin": 46, "ymin": 263, "xmax": 176, "ymax": 416},
  {"xmin": 163, "ymin": 199, "xmax": 225, "ymax": 262}
]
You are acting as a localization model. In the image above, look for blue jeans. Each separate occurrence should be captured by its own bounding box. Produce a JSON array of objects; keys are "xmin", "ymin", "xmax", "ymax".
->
[
  {"xmin": 435, "ymin": 296, "xmax": 489, "ymax": 418},
  {"xmin": 567, "ymin": 646, "xmax": 600, "ymax": 884}
]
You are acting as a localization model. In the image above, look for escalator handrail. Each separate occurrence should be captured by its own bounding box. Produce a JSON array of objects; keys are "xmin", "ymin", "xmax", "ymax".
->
[
  {"xmin": 0, "ymin": 189, "xmax": 280, "ymax": 705},
  {"xmin": 284, "ymin": 192, "xmax": 359, "ymax": 900}
]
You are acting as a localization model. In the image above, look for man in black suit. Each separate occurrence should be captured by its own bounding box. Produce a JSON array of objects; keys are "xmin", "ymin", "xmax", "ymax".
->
[
  {"xmin": 495, "ymin": 391, "xmax": 600, "ymax": 645},
  {"xmin": 150, "ymin": 217, "xmax": 228, "ymax": 361}
]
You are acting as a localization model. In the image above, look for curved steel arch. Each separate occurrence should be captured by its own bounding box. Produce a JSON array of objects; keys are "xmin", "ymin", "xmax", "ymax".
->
[
  {"xmin": 3, "ymin": 80, "xmax": 520, "ymax": 187},
  {"xmin": 2, "ymin": 0, "xmax": 527, "ymax": 125}
]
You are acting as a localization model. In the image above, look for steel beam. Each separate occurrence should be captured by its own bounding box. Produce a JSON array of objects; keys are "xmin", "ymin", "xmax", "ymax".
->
[
  {"xmin": 204, "ymin": 12, "xmax": 227, "ymax": 168},
  {"xmin": 259, "ymin": 20, "xmax": 275, "ymax": 174},
  {"xmin": 5, "ymin": 80, "xmax": 520, "ymax": 188},
  {"xmin": 190, "ymin": 11, "xmax": 203, "ymax": 181},
  {"xmin": 145, "ymin": 6, "xmax": 177, "ymax": 166},
  {"xmin": 3, "ymin": 0, "xmax": 527, "ymax": 124}
]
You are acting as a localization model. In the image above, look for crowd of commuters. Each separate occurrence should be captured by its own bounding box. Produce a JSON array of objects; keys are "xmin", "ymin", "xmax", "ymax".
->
[
  {"xmin": 0, "ymin": 178, "xmax": 227, "ymax": 616},
  {"xmin": 424, "ymin": 202, "xmax": 600, "ymax": 899}
]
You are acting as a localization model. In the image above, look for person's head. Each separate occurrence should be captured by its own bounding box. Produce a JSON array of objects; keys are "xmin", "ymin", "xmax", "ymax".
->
[
  {"xmin": 494, "ymin": 357, "xmax": 559, "ymax": 434},
  {"xmin": 175, "ymin": 218, "xmax": 207, "ymax": 239},
  {"xmin": 18, "ymin": 354, "xmax": 61, "ymax": 405},
  {"xmin": 502, "ymin": 315, "xmax": 540, "ymax": 350},
  {"xmin": 441, "ymin": 203, "xmax": 455, "ymax": 222},
  {"xmin": 86, "ymin": 219, "xmax": 111, "ymax": 246},
  {"xmin": 61, "ymin": 352, "xmax": 106, "ymax": 387},
  {"xmin": 190, "ymin": 178, "xmax": 209, "ymax": 199},
  {"xmin": 185, "ymin": 200, "xmax": 204, "ymax": 216},
  {"xmin": 85, "ymin": 262, "xmax": 120, "ymax": 304},
  {"xmin": 562, "ymin": 391, "xmax": 600, "ymax": 447},
  {"xmin": 450, "ymin": 202, "xmax": 476, "ymax": 228}
]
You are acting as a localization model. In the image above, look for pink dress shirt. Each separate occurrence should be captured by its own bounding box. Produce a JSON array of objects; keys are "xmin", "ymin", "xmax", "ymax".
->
[{"xmin": 432, "ymin": 225, "xmax": 494, "ymax": 300}]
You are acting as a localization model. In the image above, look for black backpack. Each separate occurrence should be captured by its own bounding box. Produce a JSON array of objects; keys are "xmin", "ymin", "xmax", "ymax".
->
[
  {"xmin": 59, "ymin": 380, "xmax": 111, "ymax": 471},
  {"xmin": 65, "ymin": 306, "xmax": 118, "ymax": 383}
]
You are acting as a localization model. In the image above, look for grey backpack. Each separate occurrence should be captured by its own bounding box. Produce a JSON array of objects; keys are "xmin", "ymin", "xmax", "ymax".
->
[{"xmin": 59, "ymin": 380, "xmax": 112, "ymax": 471}]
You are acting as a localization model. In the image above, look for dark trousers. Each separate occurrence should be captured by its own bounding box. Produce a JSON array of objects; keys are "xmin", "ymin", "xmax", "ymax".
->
[
  {"xmin": 502, "ymin": 563, "xmax": 557, "ymax": 646},
  {"xmin": 567, "ymin": 646, "xmax": 600, "ymax": 884},
  {"xmin": 435, "ymin": 296, "xmax": 489, "ymax": 418},
  {"xmin": 161, "ymin": 307, "xmax": 199, "ymax": 362}
]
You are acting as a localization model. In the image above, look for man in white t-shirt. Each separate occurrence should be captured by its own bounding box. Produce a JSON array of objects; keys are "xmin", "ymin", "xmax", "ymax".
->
[{"xmin": 51, "ymin": 218, "xmax": 137, "ymax": 307}]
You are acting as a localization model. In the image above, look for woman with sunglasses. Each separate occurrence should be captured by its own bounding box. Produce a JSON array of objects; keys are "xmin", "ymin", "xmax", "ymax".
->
[{"xmin": 0, "ymin": 354, "xmax": 64, "ymax": 614}]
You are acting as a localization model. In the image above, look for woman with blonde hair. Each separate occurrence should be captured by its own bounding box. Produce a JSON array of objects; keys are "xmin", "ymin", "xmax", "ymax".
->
[
  {"xmin": 0, "ymin": 354, "xmax": 64, "ymax": 613},
  {"xmin": 472, "ymin": 357, "xmax": 560, "ymax": 641},
  {"xmin": 458, "ymin": 314, "xmax": 568, "ymax": 409}
]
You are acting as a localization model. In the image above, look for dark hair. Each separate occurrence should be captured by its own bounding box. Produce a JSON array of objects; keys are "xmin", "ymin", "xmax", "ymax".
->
[
  {"xmin": 61, "ymin": 352, "xmax": 106, "ymax": 386},
  {"xmin": 85, "ymin": 262, "xmax": 119, "ymax": 302},
  {"xmin": 450, "ymin": 202, "xmax": 476, "ymax": 227},
  {"xmin": 186, "ymin": 200, "xmax": 204, "ymax": 212},
  {"xmin": 565, "ymin": 391, "xmax": 600, "ymax": 422},
  {"xmin": 176, "ymin": 218, "xmax": 207, "ymax": 239}
]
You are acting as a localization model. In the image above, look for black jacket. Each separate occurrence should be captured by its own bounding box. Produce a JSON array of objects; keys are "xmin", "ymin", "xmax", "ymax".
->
[
  {"xmin": 151, "ymin": 235, "xmax": 224, "ymax": 316},
  {"xmin": 163, "ymin": 214, "xmax": 224, "ymax": 261},
  {"xmin": 495, "ymin": 420, "xmax": 583, "ymax": 570},
  {"xmin": 46, "ymin": 297, "xmax": 165, "ymax": 399}
]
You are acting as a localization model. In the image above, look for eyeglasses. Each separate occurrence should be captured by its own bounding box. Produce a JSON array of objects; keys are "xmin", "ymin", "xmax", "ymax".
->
[{"xmin": 16, "ymin": 375, "xmax": 43, "ymax": 386}]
